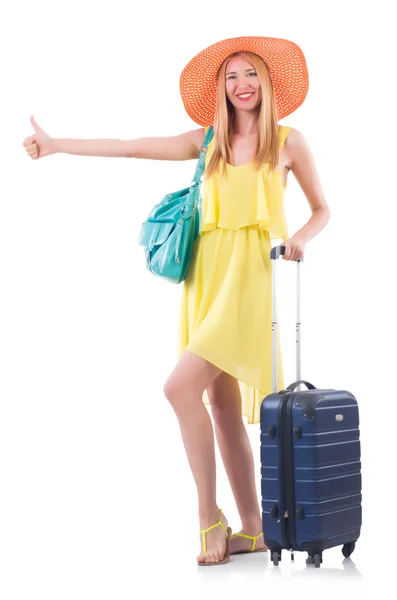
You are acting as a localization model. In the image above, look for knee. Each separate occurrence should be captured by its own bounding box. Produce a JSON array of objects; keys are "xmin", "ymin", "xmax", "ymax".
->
[
  {"xmin": 163, "ymin": 378, "xmax": 177, "ymax": 403},
  {"xmin": 209, "ymin": 391, "xmax": 245, "ymax": 429},
  {"xmin": 211, "ymin": 403, "xmax": 242, "ymax": 431},
  {"xmin": 163, "ymin": 376, "xmax": 186, "ymax": 410},
  {"xmin": 207, "ymin": 384, "xmax": 232, "ymax": 421},
  {"xmin": 210, "ymin": 400, "xmax": 228, "ymax": 423}
]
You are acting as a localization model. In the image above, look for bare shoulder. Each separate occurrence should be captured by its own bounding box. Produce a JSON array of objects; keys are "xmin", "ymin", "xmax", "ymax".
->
[
  {"xmin": 284, "ymin": 127, "xmax": 306, "ymax": 146},
  {"xmin": 188, "ymin": 127, "xmax": 207, "ymax": 156},
  {"xmin": 283, "ymin": 128, "xmax": 313, "ymax": 167},
  {"xmin": 168, "ymin": 126, "xmax": 206, "ymax": 159},
  {"xmin": 193, "ymin": 127, "xmax": 205, "ymax": 156}
]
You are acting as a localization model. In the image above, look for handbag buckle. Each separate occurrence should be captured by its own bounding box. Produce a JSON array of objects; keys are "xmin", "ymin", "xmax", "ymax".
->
[{"xmin": 145, "ymin": 248, "xmax": 151, "ymax": 269}]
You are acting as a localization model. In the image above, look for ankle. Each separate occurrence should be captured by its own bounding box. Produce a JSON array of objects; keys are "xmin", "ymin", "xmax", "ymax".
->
[
  {"xmin": 199, "ymin": 506, "xmax": 223, "ymax": 528},
  {"xmin": 240, "ymin": 517, "xmax": 262, "ymax": 533}
]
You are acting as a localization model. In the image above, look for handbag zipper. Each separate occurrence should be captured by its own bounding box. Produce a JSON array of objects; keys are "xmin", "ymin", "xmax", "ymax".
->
[
  {"xmin": 175, "ymin": 193, "xmax": 198, "ymax": 265},
  {"xmin": 174, "ymin": 218, "xmax": 184, "ymax": 264}
]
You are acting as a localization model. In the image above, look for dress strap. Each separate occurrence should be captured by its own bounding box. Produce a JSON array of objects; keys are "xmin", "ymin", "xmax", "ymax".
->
[{"xmin": 279, "ymin": 126, "xmax": 293, "ymax": 148}]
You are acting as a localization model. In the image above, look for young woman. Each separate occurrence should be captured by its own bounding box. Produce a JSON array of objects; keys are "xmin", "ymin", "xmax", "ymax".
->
[{"xmin": 23, "ymin": 36, "xmax": 330, "ymax": 567}]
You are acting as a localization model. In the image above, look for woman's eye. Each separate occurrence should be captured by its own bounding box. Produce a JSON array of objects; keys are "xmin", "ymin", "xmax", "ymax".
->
[{"xmin": 227, "ymin": 72, "xmax": 257, "ymax": 80}]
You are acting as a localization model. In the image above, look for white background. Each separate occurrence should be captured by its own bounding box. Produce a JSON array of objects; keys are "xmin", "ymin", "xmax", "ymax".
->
[{"xmin": 1, "ymin": 0, "xmax": 396, "ymax": 597}]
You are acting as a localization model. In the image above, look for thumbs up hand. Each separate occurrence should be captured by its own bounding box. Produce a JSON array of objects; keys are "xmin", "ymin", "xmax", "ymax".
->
[{"xmin": 22, "ymin": 115, "xmax": 57, "ymax": 160}]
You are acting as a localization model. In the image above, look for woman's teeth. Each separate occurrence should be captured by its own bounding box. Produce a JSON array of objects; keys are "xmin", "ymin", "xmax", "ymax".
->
[{"xmin": 237, "ymin": 93, "xmax": 253, "ymax": 100}]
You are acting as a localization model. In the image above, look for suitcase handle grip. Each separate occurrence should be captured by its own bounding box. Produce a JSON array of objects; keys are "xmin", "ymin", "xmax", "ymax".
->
[
  {"xmin": 286, "ymin": 380, "xmax": 317, "ymax": 391},
  {"xmin": 270, "ymin": 245, "xmax": 304, "ymax": 262}
]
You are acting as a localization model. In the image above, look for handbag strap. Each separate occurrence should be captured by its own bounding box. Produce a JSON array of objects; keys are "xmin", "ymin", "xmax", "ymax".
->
[
  {"xmin": 191, "ymin": 126, "xmax": 214, "ymax": 186},
  {"xmin": 183, "ymin": 126, "xmax": 214, "ymax": 215}
]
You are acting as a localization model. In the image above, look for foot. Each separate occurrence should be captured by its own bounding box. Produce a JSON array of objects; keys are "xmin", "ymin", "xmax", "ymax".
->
[
  {"xmin": 196, "ymin": 508, "xmax": 230, "ymax": 564},
  {"xmin": 230, "ymin": 528, "xmax": 268, "ymax": 554}
]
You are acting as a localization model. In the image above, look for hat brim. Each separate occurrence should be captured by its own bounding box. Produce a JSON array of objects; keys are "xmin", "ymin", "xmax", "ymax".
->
[{"xmin": 180, "ymin": 36, "xmax": 309, "ymax": 126}]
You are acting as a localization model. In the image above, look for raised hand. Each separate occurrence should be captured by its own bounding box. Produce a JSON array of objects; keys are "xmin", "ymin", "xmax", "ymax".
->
[{"xmin": 22, "ymin": 115, "xmax": 57, "ymax": 160}]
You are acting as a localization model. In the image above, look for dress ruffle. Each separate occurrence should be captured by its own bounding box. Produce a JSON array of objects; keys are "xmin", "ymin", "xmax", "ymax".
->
[
  {"xmin": 254, "ymin": 166, "xmax": 289, "ymax": 240},
  {"xmin": 200, "ymin": 161, "xmax": 289, "ymax": 241},
  {"xmin": 199, "ymin": 127, "xmax": 291, "ymax": 241},
  {"xmin": 200, "ymin": 174, "xmax": 219, "ymax": 233}
]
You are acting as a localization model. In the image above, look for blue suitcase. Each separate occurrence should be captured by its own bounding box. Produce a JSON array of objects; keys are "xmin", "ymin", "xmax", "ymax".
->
[{"xmin": 260, "ymin": 246, "xmax": 362, "ymax": 568}]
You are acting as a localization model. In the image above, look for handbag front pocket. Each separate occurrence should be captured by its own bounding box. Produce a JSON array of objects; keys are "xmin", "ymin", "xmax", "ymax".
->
[{"xmin": 138, "ymin": 221, "xmax": 175, "ymax": 250}]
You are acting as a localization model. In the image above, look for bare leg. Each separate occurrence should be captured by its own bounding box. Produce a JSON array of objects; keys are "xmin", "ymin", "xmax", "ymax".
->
[
  {"xmin": 207, "ymin": 372, "xmax": 267, "ymax": 553},
  {"xmin": 164, "ymin": 350, "xmax": 230, "ymax": 564}
]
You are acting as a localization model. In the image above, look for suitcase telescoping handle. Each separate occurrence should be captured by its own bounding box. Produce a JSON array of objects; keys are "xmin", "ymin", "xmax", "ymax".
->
[{"xmin": 270, "ymin": 245, "xmax": 304, "ymax": 394}]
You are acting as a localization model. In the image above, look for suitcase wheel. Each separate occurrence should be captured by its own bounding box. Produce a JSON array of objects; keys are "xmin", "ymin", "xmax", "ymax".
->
[
  {"xmin": 271, "ymin": 551, "xmax": 282, "ymax": 566},
  {"xmin": 342, "ymin": 542, "xmax": 356, "ymax": 558},
  {"xmin": 307, "ymin": 552, "xmax": 323, "ymax": 568}
]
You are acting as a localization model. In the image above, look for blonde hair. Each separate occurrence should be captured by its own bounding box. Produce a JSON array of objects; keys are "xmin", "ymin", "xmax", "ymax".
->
[{"xmin": 204, "ymin": 51, "xmax": 280, "ymax": 181}]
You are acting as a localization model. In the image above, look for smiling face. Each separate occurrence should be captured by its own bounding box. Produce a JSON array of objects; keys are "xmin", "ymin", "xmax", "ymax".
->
[{"xmin": 224, "ymin": 54, "xmax": 262, "ymax": 113}]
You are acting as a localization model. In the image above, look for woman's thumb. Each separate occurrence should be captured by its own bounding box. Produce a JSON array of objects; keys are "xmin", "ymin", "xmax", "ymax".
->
[{"xmin": 30, "ymin": 115, "xmax": 41, "ymax": 131}]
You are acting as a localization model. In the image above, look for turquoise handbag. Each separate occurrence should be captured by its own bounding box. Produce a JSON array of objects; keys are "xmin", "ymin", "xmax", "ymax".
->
[{"xmin": 138, "ymin": 126, "xmax": 214, "ymax": 284}]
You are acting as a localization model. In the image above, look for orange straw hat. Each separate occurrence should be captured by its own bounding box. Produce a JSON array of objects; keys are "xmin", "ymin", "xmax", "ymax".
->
[{"xmin": 180, "ymin": 36, "xmax": 309, "ymax": 126}]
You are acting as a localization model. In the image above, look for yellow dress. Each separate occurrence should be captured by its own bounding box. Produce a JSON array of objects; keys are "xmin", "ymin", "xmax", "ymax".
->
[{"xmin": 178, "ymin": 125, "xmax": 293, "ymax": 425}]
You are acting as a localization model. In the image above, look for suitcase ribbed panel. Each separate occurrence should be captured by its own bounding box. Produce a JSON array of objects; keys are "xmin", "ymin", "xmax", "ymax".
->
[{"xmin": 292, "ymin": 391, "xmax": 362, "ymax": 548}]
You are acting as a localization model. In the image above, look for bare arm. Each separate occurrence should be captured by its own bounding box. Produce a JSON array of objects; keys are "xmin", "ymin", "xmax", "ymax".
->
[
  {"xmin": 54, "ymin": 138, "xmax": 132, "ymax": 158},
  {"xmin": 125, "ymin": 128, "xmax": 206, "ymax": 160},
  {"xmin": 23, "ymin": 115, "xmax": 206, "ymax": 161},
  {"xmin": 285, "ymin": 129, "xmax": 331, "ymax": 243},
  {"xmin": 54, "ymin": 127, "xmax": 205, "ymax": 160}
]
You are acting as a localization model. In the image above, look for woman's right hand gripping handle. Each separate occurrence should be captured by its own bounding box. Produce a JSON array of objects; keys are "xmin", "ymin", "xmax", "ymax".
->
[{"xmin": 23, "ymin": 115, "xmax": 56, "ymax": 160}]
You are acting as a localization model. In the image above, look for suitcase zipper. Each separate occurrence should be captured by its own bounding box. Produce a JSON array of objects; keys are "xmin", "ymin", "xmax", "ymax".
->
[
  {"xmin": 279, "ymin": 395, "xmax": 298, "ymax": 553},
  {"xmin": 284, "ymin": 395, "xmax": 298, "ymax": 552},
  {"xmin": 278, "ymin": 397, "xmax": 291, "ymax": 550}
]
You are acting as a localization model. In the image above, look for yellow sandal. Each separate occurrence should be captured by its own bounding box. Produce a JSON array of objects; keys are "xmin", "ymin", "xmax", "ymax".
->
[
  {"xmin": 230, "ymin": 532, "xmax": 268, "ymax": 555},
  {"xmin": 197, "ymin": 508, "xmax": 232, "ymax": 566}
]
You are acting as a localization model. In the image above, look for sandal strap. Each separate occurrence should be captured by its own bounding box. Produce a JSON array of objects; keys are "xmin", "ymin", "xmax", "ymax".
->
[
  {"xmin": 231, "ymin": 531, "xmax": 263, "ymax": 552},
  {"xmin": 199, "ymin": 508, "xmax": 228, "ymax": 555}
]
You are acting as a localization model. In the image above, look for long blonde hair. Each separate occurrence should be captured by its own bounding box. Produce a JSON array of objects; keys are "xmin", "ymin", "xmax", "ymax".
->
[{"xmin": 204, "ymin": 51, "xmax": 280, "ymax": 181}]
